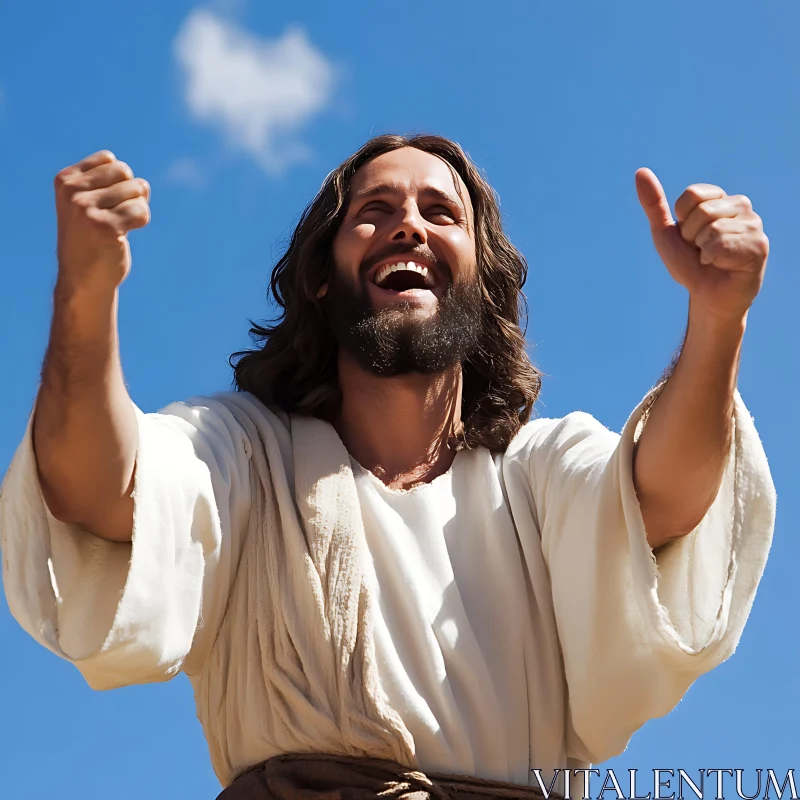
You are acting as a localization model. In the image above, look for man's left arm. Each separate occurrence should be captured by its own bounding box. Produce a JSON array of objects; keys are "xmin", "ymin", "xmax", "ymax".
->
[{"xmin": 631, "ymin": 169, "xmax": 769, "ymax": 550}]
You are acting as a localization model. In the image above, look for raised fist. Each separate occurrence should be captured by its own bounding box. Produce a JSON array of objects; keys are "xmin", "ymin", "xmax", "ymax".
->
[{"xmin": 54, "ymin": 150, "xmax": 151, "ymax": 293}]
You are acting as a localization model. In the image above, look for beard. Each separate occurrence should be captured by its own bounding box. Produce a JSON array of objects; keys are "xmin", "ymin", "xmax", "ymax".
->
[{"xmin": 321, "ymin": 271, "xmax": 484, "ymax": 377}]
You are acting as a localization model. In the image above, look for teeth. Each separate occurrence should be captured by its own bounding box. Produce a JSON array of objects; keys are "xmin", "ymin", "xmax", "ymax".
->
[{"xmin": 373, "ymin": 260, "xmax": 436, "ymax": 288}]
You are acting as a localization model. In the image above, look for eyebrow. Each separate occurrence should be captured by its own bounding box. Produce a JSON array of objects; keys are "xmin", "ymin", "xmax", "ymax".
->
[{"xmin": 353, "ymin": 182, "xmax": 466, "ymax": 212}]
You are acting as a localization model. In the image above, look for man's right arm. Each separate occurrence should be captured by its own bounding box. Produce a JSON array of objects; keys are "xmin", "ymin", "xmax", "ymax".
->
[{"xmin": 33, "ymin": 150, "xmax": 151, "ymax": 542}]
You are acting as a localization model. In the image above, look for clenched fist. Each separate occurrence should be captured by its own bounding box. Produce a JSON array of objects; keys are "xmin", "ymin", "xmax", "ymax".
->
[{"xmin": 55, "ymin": 150, "xmax": 151, "ymax": 293}]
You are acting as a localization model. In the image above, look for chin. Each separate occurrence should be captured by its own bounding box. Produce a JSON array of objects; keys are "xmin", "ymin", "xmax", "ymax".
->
[
  {"xmin": 365, "ymin": 281, "xmax": 440, "ymax": 315},
  {"xmin": 373, "ymin": 302, "xmax": 437, "ymax": 322}
]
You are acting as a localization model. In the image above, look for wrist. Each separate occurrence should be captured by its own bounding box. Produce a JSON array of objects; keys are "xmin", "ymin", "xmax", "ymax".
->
[
  {"xmin": 682, "ymin": 298, "xmax": 746, "ymax": 392},
  {"xmin": 54, "ymin": 274, "xmax": 119, "ymax": 310},
  {"xmin": 52, "ymin": 276, "xmax": 120, "ymax": 347},
  {"xmin": 687, "ymin": 297, "xmax": 748, "ymax": 344}
]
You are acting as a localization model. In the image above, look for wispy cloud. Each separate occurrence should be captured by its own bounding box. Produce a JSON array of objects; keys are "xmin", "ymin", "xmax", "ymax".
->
[
  {"xmin": 173, "ymin": 10, "xmax": 336, "ymax": 174},
  {"xmin": 165, "ymin": 157, "xmax": 206, "ymax": 189}
]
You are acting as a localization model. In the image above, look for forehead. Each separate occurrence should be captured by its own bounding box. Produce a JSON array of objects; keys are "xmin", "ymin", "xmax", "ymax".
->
[{"xmin": 349, "ymin": 147, "xmax": 473, "ymax": 215}]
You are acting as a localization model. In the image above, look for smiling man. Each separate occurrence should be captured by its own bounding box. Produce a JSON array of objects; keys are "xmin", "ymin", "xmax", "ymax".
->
[{"xmin": 0, "ymin": 134, "xmax": 776, "ymax": 799}]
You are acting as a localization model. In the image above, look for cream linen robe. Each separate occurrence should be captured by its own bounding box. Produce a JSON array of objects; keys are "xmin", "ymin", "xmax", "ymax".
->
[{"xmin": 0, "ymin": 387, "xmax": 776, "ymax": 789}]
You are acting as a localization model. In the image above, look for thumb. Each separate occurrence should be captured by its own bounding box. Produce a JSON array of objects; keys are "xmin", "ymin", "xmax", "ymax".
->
[{"xmin": 635, "ymin": 167, "xmax": 674, "ymax": 232}]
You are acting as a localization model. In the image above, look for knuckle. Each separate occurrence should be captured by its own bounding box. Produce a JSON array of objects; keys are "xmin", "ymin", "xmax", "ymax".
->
[
  {"xmin": 135, "ymin": 178, "xmax": 149, "ymax": 197},
  {"xmin": 125, "ymin": 196, "xmax": 148, "ymax": 215},
  {"xmin": 697, "ymin": 202, "xmax": 716, "ymax": 224},
  {"xmin": 84, "ymin": 205, "xmax": 111, "ymax": 228},
  {"xmin": 69, "ymin": 191, "xmax": 92, "ymax": 209},
  {"xmin": 116, "ymin": 161, "xmax": 134, "ymax": 181},
  {"xmin": 124, "ymin": 202, "xmax": 151, "ymax": 230},
  {"xmin": 136, "ymin": 199, "xmax": 152, "ymax": 220},
  {"xmin": 709, "ymin": 218, "xmax": 727, "ymax": 234},
  {"xmin": 59, "ymin": 180, "xmax": 82, "ymax": 199},
  {"xmin": 736, "ymin": 194, "xmax": 753, "ymax": 211},
  {"xmin": 685, "ymin": 184, "xmax": 706, "ymax": 201},
  {"xmin": 54, "ymin": 168, "xmax": 74, "ymax": 190}
]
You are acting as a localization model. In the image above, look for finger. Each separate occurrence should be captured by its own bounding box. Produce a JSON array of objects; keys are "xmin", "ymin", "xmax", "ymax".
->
[
  {"xmin": 86, "ymin": 197, "xmax": 151, "ymax": 234},
  {"xmin": 635, "ymin": 168, "xmax": 674, "ymax": 231},
  {"xmin": 56, "ymin": 150, "xmax": 117, "ymax": 183},
  {"xmin": 79, "ymin": 178, "xmax": 150, "ymax": 210},
  {"xmin": 694, "ymin": 215, "xmax": 758, "ymax": 250},
  {"xmin": 77, "ymin": 150, "xmax": 117, "ymax": 172},
  {"xmin": 680, "ymin": 195, "xmax": 751, "ymax": 243},
  {"xmin": 59, "ymin": 160, "xmax": 136, "ymax": 194},
  {"xmin": 674, "ymin": 183, "xmax": 725, "ymax": 224}
]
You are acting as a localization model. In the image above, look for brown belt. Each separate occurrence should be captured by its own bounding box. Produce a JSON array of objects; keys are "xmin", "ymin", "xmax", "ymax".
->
[{"xmin": 217, "ymin": 752, "xmax": 558, "ymax": 800}]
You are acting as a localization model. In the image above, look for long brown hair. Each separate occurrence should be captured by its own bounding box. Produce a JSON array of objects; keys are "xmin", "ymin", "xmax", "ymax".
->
[{"xmin": 229, "ymin": 133, "xmax": 542, "ymax": 452}]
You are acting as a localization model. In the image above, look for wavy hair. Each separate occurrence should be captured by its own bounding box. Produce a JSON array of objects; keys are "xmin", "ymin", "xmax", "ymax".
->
[{"xmin": 229, "ymin": 133, "xmax": 542, "ymax": 453}]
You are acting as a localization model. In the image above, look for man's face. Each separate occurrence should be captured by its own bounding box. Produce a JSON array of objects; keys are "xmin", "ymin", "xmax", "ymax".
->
[{"xmin": 324, "ymin": 147, "xmax": 483, "ymax": 376}]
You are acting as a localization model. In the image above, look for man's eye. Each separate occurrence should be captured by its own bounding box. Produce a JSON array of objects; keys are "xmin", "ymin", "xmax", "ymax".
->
[
  {"xmin": 361, "ymin": 202, "xmax": 392, "ymax": 214},
  {"xmin": 428, "ymin": 206, "xmax": 456, "ymax": 220}
]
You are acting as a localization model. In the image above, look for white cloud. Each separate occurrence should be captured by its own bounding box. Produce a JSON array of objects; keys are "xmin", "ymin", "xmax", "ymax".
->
[
  {"xmin": 174, "ymin": 10, "xmax": 336, "ymax": 174},
  {"xmin": 165, "ymin": 157, "xmax": 206, "ymax": 189}
]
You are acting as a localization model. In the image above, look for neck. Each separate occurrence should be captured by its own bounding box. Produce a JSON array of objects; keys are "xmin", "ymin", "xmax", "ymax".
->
[{"xmin": 334, "ymin": 350, "xmax": 463, "ymax": 490}]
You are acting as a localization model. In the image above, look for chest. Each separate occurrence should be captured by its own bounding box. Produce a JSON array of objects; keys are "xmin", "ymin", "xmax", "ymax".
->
[{"xmin": 352, "ymin": 450, "xmax": 533, "ymax": 642}]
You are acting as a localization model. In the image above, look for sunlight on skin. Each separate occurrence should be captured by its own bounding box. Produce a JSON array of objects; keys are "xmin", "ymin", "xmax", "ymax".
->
[{"xmin": 323, "ymin": 148, "xmax": 480, "ymax": 489}]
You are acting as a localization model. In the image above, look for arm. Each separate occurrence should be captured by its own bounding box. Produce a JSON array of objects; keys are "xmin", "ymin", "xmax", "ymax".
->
[
  {"xmin": 34, "ymin": 150, "xmax": 150, "ymax": 542},
  {"xmin": 632, "ymin": 168, "xmax": 769, "ymax": 550},
  {"xmin": 513, "ymin": 375, "xmax": 775, "ymax": 764},
  {"xmin": 34, "ymin": 282, "xmax": 137, "ymax": 541},
  {"xmin": 3, "ymin": 151, "xmax": 253, "ymax": 684},
  {"xmin": 633, "ymin": 305, "xmax": 744, "ymax": 548}
]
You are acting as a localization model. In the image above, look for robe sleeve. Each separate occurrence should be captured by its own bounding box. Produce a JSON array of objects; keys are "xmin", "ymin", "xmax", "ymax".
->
[
  {"xmin": 0, "ymin": 393, "xmax": 252, "ymax": 690},
  {"xmin": 524, "ymin": 387, "xmax": 775, "ymax": 765}
]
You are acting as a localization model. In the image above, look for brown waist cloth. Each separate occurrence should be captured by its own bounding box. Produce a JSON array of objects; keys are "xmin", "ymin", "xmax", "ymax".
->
[{"xmin": 217, "ymin": 752, "xmax": 559, "ymax": 800}]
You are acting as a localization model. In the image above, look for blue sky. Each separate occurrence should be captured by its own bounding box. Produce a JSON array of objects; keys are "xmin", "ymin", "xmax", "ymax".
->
[{"xmin": 0, "ymin": 1, "xmax": 797, "ymax": 796}]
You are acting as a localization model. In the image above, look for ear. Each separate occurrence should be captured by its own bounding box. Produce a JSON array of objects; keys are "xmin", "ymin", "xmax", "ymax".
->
[{"xmin": 316, "ymin": 283, "xmax": 329, "ymax": 299}]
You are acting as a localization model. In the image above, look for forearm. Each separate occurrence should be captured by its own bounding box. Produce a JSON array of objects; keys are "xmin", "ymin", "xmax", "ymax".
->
[
  {"xmin": 33, "ymin": 279, "xmax": 137, "ymax": 541},
  {"xmin": 633, "ymin": 301, "xmax": 745, "ymax": 549}
]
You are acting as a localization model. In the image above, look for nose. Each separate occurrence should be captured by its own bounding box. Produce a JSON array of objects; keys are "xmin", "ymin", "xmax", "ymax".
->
[{"xmin": 390, "ymin": 201, "xmax": 427, "ymax": 245}]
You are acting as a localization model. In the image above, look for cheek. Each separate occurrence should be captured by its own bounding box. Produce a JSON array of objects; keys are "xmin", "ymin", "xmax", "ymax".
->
[
  {"xmin": 352, "ymin": 222, "xmax": 378, "ymax": 244},
  {"xmin": 440, "ymin": 228, "xmax": 477, "ymax": 276},
  {"xmin": 333, "ymin": 223, "xmax": 377, "ymax": 266}
]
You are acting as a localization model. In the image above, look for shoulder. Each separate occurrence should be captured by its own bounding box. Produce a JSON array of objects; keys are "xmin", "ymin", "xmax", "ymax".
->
[
  {"xmin": 496, "ymin": 409, "xmax": 623, "ymax": 519},
  {"xmin": 499, "ymin": 408, "xmax": 622, "ymax": 498},
  {"xmin": 506, "ymin": 408, "xmax": 618, "ymax": 462},
  {"xmin": 137, "ymin": 390, "xmax": 288, "ymax": 470},
  {"xmin": 150, "ymin": 390, "xmax": 287, "ymax": 437}
]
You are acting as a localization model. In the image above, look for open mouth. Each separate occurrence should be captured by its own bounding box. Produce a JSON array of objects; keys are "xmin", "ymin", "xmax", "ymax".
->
[{"xmin": 367, "ymin": 260, "xmax": 442, "ymax": 299}]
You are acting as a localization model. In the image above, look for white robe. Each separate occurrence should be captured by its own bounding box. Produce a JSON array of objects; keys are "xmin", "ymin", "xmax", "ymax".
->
[{"xmin": 0, "ymin": 388, "xmax": 776, "ymax": 789}]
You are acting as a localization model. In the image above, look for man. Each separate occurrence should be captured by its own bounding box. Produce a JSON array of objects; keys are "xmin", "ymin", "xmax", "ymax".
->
[{"xmin": 0, "ymin": 134, "xmax": 776, "ymax": 799}]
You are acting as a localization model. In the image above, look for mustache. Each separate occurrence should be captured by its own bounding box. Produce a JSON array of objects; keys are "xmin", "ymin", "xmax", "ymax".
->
[{"xmin": 360, "ymin": 243, "xmax": 450, "ymax": 280}]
